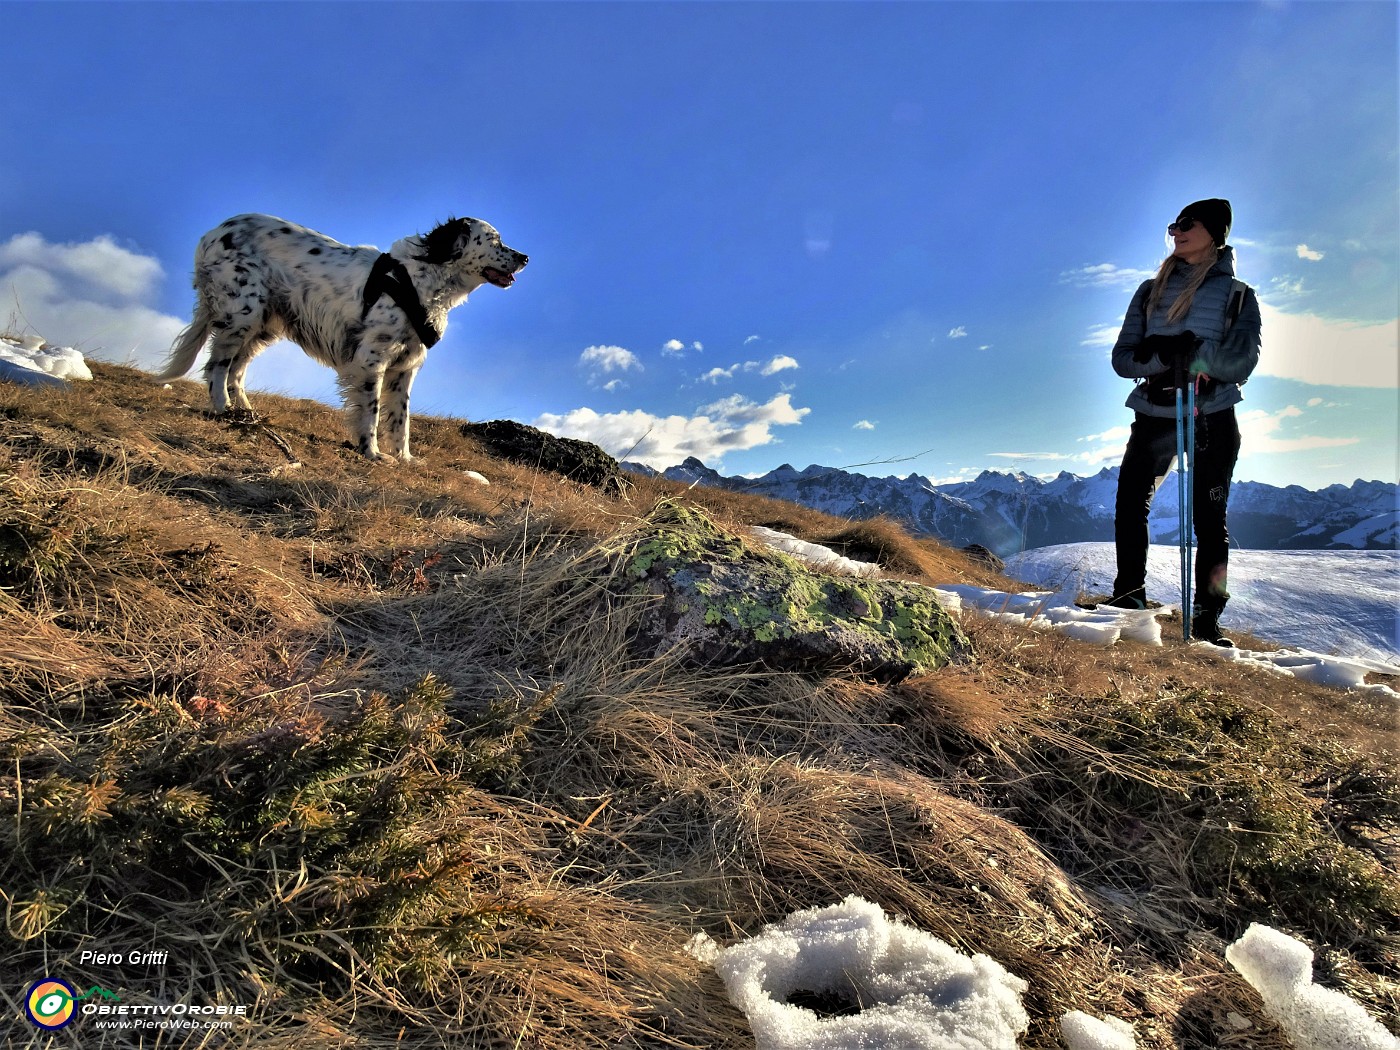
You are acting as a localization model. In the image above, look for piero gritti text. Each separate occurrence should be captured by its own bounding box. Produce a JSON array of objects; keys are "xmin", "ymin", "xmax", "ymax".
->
[{"xmin": 79, "ymin": 948, "xmax": 171, "ymax": 966}]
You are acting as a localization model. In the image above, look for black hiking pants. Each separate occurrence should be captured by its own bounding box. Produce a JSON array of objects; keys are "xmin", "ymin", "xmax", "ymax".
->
[{"xmin": 1112, "ymin": 407, "xmax": 1240, "ymax": 612}]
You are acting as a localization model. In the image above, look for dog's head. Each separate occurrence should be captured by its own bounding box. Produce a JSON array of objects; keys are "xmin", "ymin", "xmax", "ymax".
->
[{"xmin": 416, "ymin": 217, "xmax": 528, "ymax": 289}]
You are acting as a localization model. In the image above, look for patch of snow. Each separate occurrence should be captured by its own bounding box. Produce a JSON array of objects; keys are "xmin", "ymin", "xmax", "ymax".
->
[
  {"xmin": 1, "ymin": 334, "xmax": 93, "ymax": 385},
  {"xmin": 683, "ymin": 930, "xmax": 721, "ymax": 965},
  {"xmin": 1226, "ymin": 924, "xmax": 1400, "ymax": 1050},
  {"xmin": 750, "ymin": 526, "xmax": 882, "ymax": 578},
  {"xmin": 1332, "ymin": 511, "xmax": 1400, "ymax": 550},
  {"xmin": 712, "ymin": 895, "xmax": 1029, "ymax": 1050},
  {"xmin": 1197, "ymin": 644, "xmax": 1400, "ymax": 699},
  {"xmin": 1061, "ymin": 1010, "xmax": 1138, "ymax": 1050}
]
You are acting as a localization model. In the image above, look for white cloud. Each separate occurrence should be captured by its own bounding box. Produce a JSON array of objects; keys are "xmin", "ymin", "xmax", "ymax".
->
[
  {"xmin": 1296, "ymin": 244, "xmax": 1325, "ymax": 261},
  {"xmin": 662, "ymin": 338, "xmax": 703, "ymax": 355},
  {"xmin": 579, "ymin": 344, "xmax": 641, "ymax": 374},
  {"xmin": 698, "ymin": 392, "xmax": 808, "ymax": 426},
  {"xmin": 1237, "ymin": 404, "xmax": 1361, "ymax": 454},
  {"xmin": 1267, "ymin": 276, "xmax": 1307, "ymax": 303},
  {"xmin": 603, "ymin": 379, "xmax": 624, "ymax": 393},
  {"xmin": 1060, "ymin": 262, "xmax": 1155, "ymax": 288},
  {"xmin": 761, "ymin": 354, "xmax": 799, "ymax": 375},
  {"xmin": 0, "ymin": 231, "xmax": 163, "ymax": 301},
  {"xmin": 853, "ymin": 419, "xmax": 876, "ymax": 430},
  {"xmin": 1254, "ymin": 303, "xmax": 1398, "ymax": 388},
  {"xmin": 0, "ymin": 232, "xmax": 185, "ymax": 369},
  {"xmin": 1071, "ymin": 425, "xmax": 1133, "ymax": 470},
  {"xmin": 744, "ymin": 334, "xmax": 761, "ymax": 344},
  {"xmin": 948, "ymin": 327, "xmax": 968, "ymax": 339},
  {"xmin": 1079, "ymin": 425, "xmax": 1132, "ymax": 445},
  {"xmin": 701, "ymin": 365, "xmax": 736, "ymax": 384},
  {"xmin": 533, "ymin": 393, "xmax": 811, "ymax": 469},
  {"xmin": 1081, "ymin": 323, "xmax": 1121, "ymax": 348},
  {"xmin": 922, "ymin": 468, "xmax": 978, "ymax": 486}
]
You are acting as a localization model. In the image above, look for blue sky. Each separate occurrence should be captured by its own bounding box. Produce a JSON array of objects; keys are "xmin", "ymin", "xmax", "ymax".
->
[{"xmin": 3, "ymin": 1, "xmax": 1396, "ymax": 490}]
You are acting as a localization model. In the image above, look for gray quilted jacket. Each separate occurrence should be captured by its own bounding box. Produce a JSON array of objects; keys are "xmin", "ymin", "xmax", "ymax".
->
[{"xmin": 1111, "ymin": 247, "xmax": 1262, "ymax": 417}]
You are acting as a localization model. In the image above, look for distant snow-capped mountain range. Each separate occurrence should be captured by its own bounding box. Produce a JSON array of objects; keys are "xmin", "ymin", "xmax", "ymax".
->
[{"xmin": 624, "ymin": 458, "xmax": 1399, "ymax": 558}]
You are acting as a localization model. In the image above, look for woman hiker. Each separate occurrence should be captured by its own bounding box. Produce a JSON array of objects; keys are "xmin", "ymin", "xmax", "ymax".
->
[{"xmin": 1106, "ymin": 198, "xmax": 1262, "ymax": 647}]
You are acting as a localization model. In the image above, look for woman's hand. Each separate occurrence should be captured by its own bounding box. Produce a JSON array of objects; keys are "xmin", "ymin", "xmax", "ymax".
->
[{"xmin": 1131, "ymin": 330, "xmax": 1199, "ymax": 365}]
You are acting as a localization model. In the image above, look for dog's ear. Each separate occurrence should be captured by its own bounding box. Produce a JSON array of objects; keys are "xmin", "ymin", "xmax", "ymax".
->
[{"xmin": 415, "ymin": 217, "xmax": 476, "ymax": 265}]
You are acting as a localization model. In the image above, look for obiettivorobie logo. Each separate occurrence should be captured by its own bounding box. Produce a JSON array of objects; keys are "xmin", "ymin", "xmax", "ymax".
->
[
  {"xmin": 25, "ymin": 979, "xmax": 120, "ymax": 1029},
  {"xmin": 23, "ymin": 976, "xmax": 248, "ymax": 1031}
]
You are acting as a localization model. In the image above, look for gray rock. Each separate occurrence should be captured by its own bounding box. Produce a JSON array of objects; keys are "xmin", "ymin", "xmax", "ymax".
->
[
  {"xmin": 960, "ymin": 544, "xmax": 1005, "ymax": 572},
  {"xmin": 621, "ymin": 501, "xmax": 973, "ymax": 682},
  {"xmin": 461, "ymin": 419, "xmax": 632, "ymax": 497}
]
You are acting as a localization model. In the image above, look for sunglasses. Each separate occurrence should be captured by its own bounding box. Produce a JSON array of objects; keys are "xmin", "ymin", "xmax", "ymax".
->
[{"xmin": 1167, "ymin": 218, "xmax": 1199, "ymax": 234}]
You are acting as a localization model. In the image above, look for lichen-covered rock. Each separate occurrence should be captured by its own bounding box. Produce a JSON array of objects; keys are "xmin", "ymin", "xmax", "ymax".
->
[
  {"xmin": 461, "ymin": 419, "xmax": 632, "ymax": 497},
  {"xmin": 622, "ymin": 501, "xmax": 972, "ymax": 681},
  {"xmin": 960, "ymin": 543, "xmax": 1005, "ymax": 572}
]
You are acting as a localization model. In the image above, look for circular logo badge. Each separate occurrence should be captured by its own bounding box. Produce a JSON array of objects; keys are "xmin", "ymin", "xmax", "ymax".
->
[{"xmin": 26, "ymin": 978, "xmax": 77, "ymax": 1029}]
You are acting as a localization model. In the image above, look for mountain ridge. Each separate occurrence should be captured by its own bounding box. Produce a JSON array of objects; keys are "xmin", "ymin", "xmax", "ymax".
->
[{"xmin": 623, "ymin": 458, "xmax": 1399, "ymax": 558}]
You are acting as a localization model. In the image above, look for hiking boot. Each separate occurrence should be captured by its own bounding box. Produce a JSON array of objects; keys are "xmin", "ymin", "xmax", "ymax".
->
[
  {"xmin": 1097, "ymin": 591, "xmax": 1163, "ymax": 611},
  {"xmin": 1191, "ymin": 608, "xmax": 1235, "ymax": 648}
]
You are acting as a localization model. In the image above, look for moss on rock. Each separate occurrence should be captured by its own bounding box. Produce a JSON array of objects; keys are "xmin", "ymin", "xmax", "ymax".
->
[{"xmin": 621, "ymin": 500, "xmax": 972, "ymax": 681}]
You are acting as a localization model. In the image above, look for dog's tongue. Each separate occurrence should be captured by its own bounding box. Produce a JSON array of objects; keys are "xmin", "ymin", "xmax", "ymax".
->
[{"xmin": 484, "ymin": 268, "xmax": 515, "ymax": 288}]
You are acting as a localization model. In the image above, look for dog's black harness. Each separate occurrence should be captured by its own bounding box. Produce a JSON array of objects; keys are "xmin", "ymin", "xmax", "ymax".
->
[{"xmin": 360, "ymin": 253, "xmax": 441, "ymax": 348}]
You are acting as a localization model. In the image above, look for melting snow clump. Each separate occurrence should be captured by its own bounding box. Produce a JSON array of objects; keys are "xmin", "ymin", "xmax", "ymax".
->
[
  {"xmin": 1226, "ymin": 923, "xmax": 1400, "ymax": 1050},
  {"xmin": 1061, "ymin": 1010, "xmax": 1138, "ymax": 1049},
  {"xmin": 750, "ymin": 526, "xmax": 882, "ymax": 578},
  {"xmin": 712, "ymin": 895, "xmax": 1029, "ymax": 1050},
  {"xmin": 1, "ymin": 334, "xmax": 93, "ymax": 386}
]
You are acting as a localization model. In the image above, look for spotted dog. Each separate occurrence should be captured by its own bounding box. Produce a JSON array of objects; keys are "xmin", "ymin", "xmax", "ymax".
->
[{"xmin": 157, "ymin": 213, "xmax": 527, "ymax": 461}]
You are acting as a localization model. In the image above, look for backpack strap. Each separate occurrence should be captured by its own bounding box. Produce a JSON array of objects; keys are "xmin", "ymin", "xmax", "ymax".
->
[{"xmin": 1224, "ymin": 278, "xmax": 1247, "ymax": 334}]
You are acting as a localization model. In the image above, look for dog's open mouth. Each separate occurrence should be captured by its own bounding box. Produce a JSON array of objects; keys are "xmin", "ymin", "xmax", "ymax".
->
[{"xmin": 483, "ymin": 267, "xmax": 516, "ymax": 288}]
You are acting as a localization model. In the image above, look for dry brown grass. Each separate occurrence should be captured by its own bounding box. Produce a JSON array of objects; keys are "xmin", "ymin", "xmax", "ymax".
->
[{"xmin": 0, "ymin": 364, "xmax": 1395, "ymax": 1048}]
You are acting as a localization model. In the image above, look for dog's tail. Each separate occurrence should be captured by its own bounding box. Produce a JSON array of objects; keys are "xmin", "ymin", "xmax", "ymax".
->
[{"xmin": 153, "ymin": 290, "xmax": 213, "ymax": 381}]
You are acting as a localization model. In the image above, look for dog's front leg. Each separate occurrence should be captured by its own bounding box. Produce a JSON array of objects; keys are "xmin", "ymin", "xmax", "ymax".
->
[
  {"xmin": 342, "ymin": 368, "xmax": 387, "ymax": 460},
  {"xmin": 382, "ymin": 365, "xmax": 419, "ymax": 462}
]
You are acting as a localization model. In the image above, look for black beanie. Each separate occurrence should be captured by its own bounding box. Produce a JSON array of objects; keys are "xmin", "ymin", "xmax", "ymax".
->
[{"xmin": 1178, "ymin": 198, "xmax": 1232, "ymax": 247}]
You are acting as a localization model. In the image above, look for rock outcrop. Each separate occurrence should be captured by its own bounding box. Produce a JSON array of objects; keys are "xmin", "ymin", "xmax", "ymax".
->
[
  {"xmin": 620, "ymin": 501, "xmax": 972, "ymax": 681},
  {"xmin": 462, "ymin": 420, "xmax": 632, "ymax": 497}
]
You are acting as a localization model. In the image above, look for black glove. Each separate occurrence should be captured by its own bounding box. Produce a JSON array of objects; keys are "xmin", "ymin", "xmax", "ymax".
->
[
  {"xmin": 1130, "ymin": 334, "xmax": 1171, "ymax": 363},
  {"xmin": 1166, "ymin": 330, "xmax": 1200, "ymax": 361},
  {"xmin": 1131, "ymin": 330, "xmax": 1199, "ymax": 365}
]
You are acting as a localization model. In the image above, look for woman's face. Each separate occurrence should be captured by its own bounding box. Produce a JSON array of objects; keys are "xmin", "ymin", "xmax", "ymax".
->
[{"xmin": 1169, "ymin": 215, "xmax": 1215, "ymax": 263}]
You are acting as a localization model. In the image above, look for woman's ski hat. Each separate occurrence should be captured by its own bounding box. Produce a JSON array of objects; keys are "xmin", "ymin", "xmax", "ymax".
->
[{"xmin": 1178, "ymin": 198, "xmax": 1232, "ymax": 247}]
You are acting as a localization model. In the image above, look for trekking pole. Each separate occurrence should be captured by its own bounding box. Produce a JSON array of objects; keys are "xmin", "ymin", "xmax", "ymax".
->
[
  {"xmin": 1184, "ymin": 376, "xmax": 1197, "ymax": 640},
  {"xmin": 1174, "ymin": 362, "xmax": 1191, "ymax": 642}
]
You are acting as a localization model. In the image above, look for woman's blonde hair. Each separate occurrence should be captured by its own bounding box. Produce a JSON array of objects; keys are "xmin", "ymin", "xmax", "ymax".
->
[{"xmin": 1146, "ymin": 246, "xmax": 1220, "ymax": 325}]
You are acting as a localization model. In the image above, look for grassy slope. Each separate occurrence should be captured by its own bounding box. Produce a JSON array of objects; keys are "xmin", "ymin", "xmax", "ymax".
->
[{"xmin": 1, "ymin": 363, "xmax": 1396, "ymax": 1048}]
